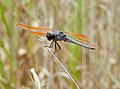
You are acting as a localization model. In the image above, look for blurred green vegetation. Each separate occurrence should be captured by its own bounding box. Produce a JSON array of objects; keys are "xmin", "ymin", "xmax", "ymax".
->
[{"xmin": 0, "ymin": 0, "xmax": 120, "ymax": 89}]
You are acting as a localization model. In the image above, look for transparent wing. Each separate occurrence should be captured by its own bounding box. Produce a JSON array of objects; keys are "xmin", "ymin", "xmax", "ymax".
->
[
  {"xmin": 31, "ymin": 32, "xmax": 46, "ymax": 36},
  {"xmin": 16, "ymin": 23, "xmax": 50, "ymax": 31},
  {"xmin": 65, "ymin": 32, "xmax": 90, "ymax": 41}
]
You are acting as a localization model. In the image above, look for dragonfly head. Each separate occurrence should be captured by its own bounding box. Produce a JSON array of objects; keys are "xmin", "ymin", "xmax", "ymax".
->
[{"xmin": 46, "ymin": 32, "xmax": 54, "ymax": 41}]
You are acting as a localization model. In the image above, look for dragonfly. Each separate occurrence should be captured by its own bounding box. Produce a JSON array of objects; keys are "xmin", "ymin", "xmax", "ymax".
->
[{"xmin": 17, "ymin": 23, "xmax": 96, "ymax": 54}]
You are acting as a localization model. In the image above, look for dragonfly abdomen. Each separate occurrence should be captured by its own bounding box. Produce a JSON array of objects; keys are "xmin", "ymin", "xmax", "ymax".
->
[{"xmin": 64, "ymin": 36, "xmax": 95, "ymax": 50}]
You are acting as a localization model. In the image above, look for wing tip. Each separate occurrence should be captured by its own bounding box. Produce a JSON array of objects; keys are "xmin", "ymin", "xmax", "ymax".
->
[
  {"xmin": 16, "ymin": 23, "xmax": 24, "ymax": 27},
  {"xmin": 16, "ymin": 24, "xmax": 20, "ymax": 27}
]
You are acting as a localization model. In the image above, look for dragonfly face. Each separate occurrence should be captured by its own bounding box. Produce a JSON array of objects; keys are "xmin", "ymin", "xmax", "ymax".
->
[{"xmin": 46, "ymin": 32, "xmax": 54, "ymax": 41}]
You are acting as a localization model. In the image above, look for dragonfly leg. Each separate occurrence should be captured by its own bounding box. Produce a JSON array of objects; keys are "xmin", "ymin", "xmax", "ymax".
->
[
  {"xmin": 53, "ymin": 41, "xmax": 61, "ymax": 54},
  {"xmin": 44, "ymin": 40, "xmax": 54, "ymax": 48},
  {"xmin": 48, "ymin": 41, "xmax": 61, "ymax": 63}
]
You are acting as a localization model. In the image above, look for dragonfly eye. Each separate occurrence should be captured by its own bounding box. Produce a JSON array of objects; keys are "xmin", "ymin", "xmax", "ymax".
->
[{"xmin": 46, "ymin": 32, "xmax": 54, "ymax": 41}]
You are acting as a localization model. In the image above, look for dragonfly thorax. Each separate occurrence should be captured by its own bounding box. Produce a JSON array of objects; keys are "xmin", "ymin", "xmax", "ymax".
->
[{"xmin": 46, "ymin": 30, "xmax": 67, "ymax": 41}]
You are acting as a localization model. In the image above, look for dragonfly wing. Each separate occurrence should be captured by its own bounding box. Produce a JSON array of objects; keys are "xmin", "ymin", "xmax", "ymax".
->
[
  {"xmin": 31, "ymin": 32, "xmax": 46, "ymax": 36},
  {"xmin": 65, "ymin": 32, "xmax": 90, "ymax": 41},
  {"xmin": 16, "ymin": 24, "xmax": 50, "ymax": 31}
]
